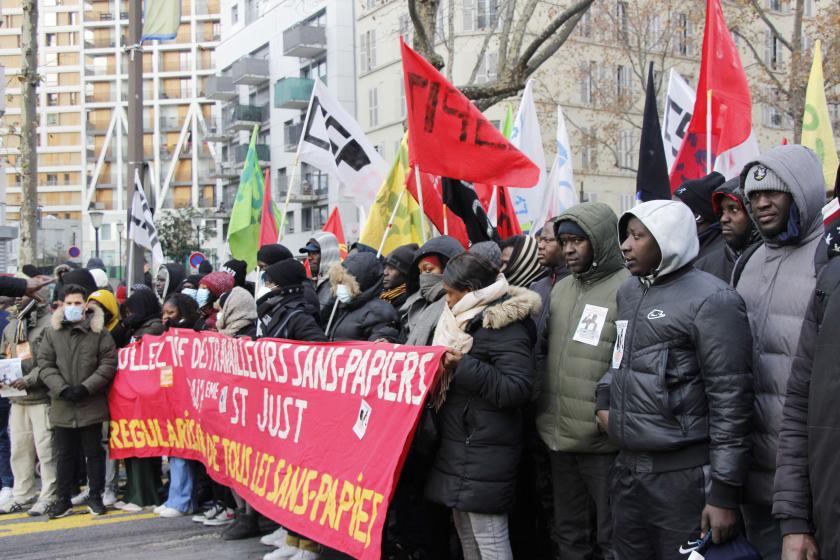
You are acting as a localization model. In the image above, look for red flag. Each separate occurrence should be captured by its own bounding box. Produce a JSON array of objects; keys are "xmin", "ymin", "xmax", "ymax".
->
[
  {"xmin": 322, "ymin": 207, "xmax": 348, "ymax": 260},
  {"xmin": 401, "ymin": 39, "xmax": 539, "ymax": 188},
  {"xmin": 496, "ymin": 186, "xmax": 522, "ymax": 239},
  {"xmin": 303, "ymin": 258, "xmax": 312, "ymax": 279},
  {"xmin": 405, "ymin": 169, "xmax": 470, "ymax": 247},
  {"xmin": 669, "ymin": 0, "xmax": 756, "ymax": 189},
  {"xmin": 259, "ymin": 168, "xmax": 279, "ymax": 247}
]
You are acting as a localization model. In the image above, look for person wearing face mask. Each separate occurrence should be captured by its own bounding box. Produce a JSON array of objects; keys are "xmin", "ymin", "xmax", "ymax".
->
[
  {"xmin": 324, "ymin": 252, "xmax": 399, "ymax": 342},
  {"xmin": 400, "ymin": 236, "xmax": 465, "ymax": 346},
  {"xmin": 380, "ymin": 244, "xmax": 418, "ymax": 311},
  {"xmin": 37, "ymin": 284, "xmax": 117, "ymax": 519},
  {"xmin": 192, "ymin": 272, "xmax": 234, "ymax": 332},
  {"xmin": 256, "ymin": 244, "xmax": 321, "ymax": 326}
]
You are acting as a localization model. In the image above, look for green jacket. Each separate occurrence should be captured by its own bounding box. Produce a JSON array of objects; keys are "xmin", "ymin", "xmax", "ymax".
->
[
  {"xmin": 37, "ymin": 305, "xmax": 118, "ymax": 428},
  {"xmin": 535, "ymin": 202, "xmax": 629, "ymax": 454},
  {"xmin": 1, "ymin": 304, "xmax": 53, "ymax": 405}
]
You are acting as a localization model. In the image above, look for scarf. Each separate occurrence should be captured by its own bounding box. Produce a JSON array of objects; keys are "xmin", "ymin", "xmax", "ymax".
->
[{"xmin": 380, "ymin": 284, "xmax": 407, "ymax": 303}]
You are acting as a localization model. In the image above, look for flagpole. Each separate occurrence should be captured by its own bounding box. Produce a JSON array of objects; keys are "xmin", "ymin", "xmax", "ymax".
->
[
  {"xmin": 413, "ymin": 164, "xmax": 428, "ymax": 243},
  {"xmin": 706, "ymin": 89, "xmax": 712, "ymax": 174},
  {"xmin": 277, "ymin": 154, "xmax": 300, "ymax": 241},
  {"xmin": 376, "ymin": 188, "xmax": 407, "ymax": 258},
  {"xmin": 442, "ymin": 204, "xmax": 448, "ymax": 235}
]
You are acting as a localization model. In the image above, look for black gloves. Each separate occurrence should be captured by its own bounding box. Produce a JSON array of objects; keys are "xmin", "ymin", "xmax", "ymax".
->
[{"xmin": 60, "ymin": 385, "xmax": 90, "ymax": 402}]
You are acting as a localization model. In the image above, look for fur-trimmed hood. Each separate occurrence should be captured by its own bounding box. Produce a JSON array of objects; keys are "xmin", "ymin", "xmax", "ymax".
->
[
  {"xmin": 51, "ymin": 304, "xmax": 105, "ymax": 333},
  {"xmin": 328, "ymin": 252, "xmax": 383, "ymax": 308},
  {"xmin": 481, "ymin": 286, "xmax": 542, "ymax": 330}
]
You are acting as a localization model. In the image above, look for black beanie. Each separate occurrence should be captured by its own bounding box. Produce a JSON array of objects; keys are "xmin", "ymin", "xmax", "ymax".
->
[
  {"xmin": 257, "ymin": 244, "xmax": 293, "ymax": 266},
  {"xmin": 222, "ymin": 259, "xmax": 248, "ymax": 288},
  {"xmin": 554, "ymin": 220, "xmax": 589, "ymax": 239},
  {"xmin": 674, "ymin": 172, "xmax": 725, "ymax": 224},
  {"xmin": 384, "ymin": 244, "xmax": 419, "ymax": 277},
  {"xmin": 60, "ymin": 269, "xmax": 98, "ymax": 297},
  {"xmin": 198, "ymin": 261, "xmax": 212, "ymax": 274},
  {"xmin": 265, "ymin": 259, "xmax": 307, "ymax": 288}
]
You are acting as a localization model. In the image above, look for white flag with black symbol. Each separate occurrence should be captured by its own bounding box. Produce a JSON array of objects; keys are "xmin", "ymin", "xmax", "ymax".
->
[
  {"xmin": 297, "ymin": 79, "xmax": 387, "ymax": 207},
  {"xmin": 129, "ymin": 169, "xmax": 164, "ymax": 264}
]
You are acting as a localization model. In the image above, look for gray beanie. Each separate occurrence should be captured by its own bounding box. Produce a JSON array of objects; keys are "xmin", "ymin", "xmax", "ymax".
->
[
  {"xmin": 469, "ymin": 241, "xmax": 502, "ymax": 272},
  {"xmin": 743, "ymin": 164, "xmax": 791, "ymax": 197}
]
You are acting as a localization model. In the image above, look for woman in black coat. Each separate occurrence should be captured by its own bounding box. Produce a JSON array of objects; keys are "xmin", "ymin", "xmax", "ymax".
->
[
  {"xmin": 257, "ymin": 259, "xmax": 327, "ymax": 342},
  {"xmin": 425, "ymin": 253, "xmax": 539, "ymax": 560}
]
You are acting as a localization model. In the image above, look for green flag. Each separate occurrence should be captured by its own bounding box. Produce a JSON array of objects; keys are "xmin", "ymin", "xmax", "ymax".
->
[
  {"xmin": 501, "ymin": 104, "xmax": 515, "ymax": 139},
  {"xmin": 227, "ymin": 126, "xmax": 265, "ymax": 270}
]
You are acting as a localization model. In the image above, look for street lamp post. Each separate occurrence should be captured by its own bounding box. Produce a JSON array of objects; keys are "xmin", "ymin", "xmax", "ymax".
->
[
  {"xmin": 89, "ymin": 209, "xmax": 105, "ymax": 260},
  {"xmin": 191, "ymin": 215, "xmax": 202, "ymax": 249},
  {"xmin": 115, "ymin": 222, "xmax": 124, "ymax": 280}
]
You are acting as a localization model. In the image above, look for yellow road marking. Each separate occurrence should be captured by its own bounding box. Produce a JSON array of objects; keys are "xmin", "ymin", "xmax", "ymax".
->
[
  {"xmin": 0, "ymin": 509, "xmax": 158, "ymax": 538},
  {"xmin": 0, "ymin": 512, "xmax": 31, "ymax": 521}
]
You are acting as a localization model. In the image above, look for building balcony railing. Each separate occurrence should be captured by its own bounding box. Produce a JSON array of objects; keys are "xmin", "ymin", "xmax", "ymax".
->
[
  {"xmin": 274, "ymin": 77, "xmax": 313, "ymax": 110},
  {"xmin": 283, "ymin": 24, "xmax": 326, "ymax": 59},
  {"xmin": 276, "ymin": 175, "xmax": 328, "ymax": 202},
  {"xmin": 284, "ymin": 121, "xmax": 303, "ymax": 151},
  {"xmin": 231, "ymin": 57, "xmax": 269, "ymax": 86},
  {"xmin": 232, "ymin": 143, "xmax": 270, "ymax": 164},
  {"xmin": 223, "ymin": 103, "xmax": 268, "ymax": 131},
  {"xmin": 205, "ymin": 75, "xmax": 236, "ymax": 101}
]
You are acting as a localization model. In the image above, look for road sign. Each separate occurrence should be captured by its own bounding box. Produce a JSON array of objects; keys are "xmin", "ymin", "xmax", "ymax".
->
[
  {"xmin": 68, "ymin": 246, "xmax": 81, "ymax": 258},
  {"xmin": 189, "ymin": 251, "xmax": 206, "ymax": 268}
]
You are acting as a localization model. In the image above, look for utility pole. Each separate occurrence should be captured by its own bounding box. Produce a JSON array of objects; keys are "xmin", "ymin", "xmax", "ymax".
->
[
  {"xmin": 126, "ymin": 0, "xmax": 144, "ymax": 285},
  {"xmin": 18, "ymin": 0, "xmax": 38, "ymax": 266}
]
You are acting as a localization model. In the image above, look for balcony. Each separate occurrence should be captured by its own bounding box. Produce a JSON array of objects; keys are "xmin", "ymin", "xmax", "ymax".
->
[
  {"xmin": 283, "ymin": 24, "xmax": 326, "ymax": 59},
  {"xmin": 274, "ymin": 77, "xmax": 313, "ymax": 110},
  {"xmin": 159, "ymin": 116, "xmax": 181, "ymax": 131},
  {"xmin": 205, "ymin": 76, "xmax": 236, "ymax": 101},
  {"xmin": 232, "ymin": 143, "xmax": 270, "ymax": 165},
  {"xmin": 223, "ymin": 103, "xmax": 267, "ymax": 131},
  {"xmin": 284, "ymin": 121, "xmax": 303, "ymax": 151},
  {"xmin": 205, "ymin": 124, "xmax": 226, "ymax": 142},
  {"xmin": 231, "ymin": 57, "xmax": 269, "ymax": 86},
  {"xmin": 276, "ymin": 175, "xmax": 328, "ymax": 202}
]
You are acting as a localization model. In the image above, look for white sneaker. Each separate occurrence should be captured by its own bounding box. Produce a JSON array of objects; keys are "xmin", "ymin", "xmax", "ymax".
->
[
  {"xmin": 191, "ymin": 502, "xmax": 223, "ymax": 523},
  {"xmin": 202, "ymin": 507, "xmax": 234, "ymax": 526},
  {"xmin": 263, "ymin": 544, "xmax": 299, "ymax": 560},
  {"xmin": 70, "ymin": 489, "xmax": 89, "ymax": 506},
  {"xmin": 153, "ymin": 504, "xmax": 166, "ymax": 514},
  {"xmin": 289, "ymin": 550, "xmax": 320, "ymax": 560},
  {"xmin": 26, "ymin": 500, "xmax": 51, "ymax": 517},
  {"xmin": 158, "ymin": 506, "xmax": 185, "ymax": 518},
  {"xmin": 260, "ymin": 527, "xmax": 289, "ymax": 547},
  {"xmin": 102, "ymin": 490, "xmax": 117, "ymax": 507},
  {"xmin": 113, "ymin": 501, "xmax": 142, "ymax": 513},
  {"xmin": 0, "ymin": 487, "xmax": 12, "ymax": 504}
]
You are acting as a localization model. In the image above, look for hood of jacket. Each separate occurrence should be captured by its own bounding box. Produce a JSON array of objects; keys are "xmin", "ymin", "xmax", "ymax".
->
[
  {"xmin": 739, "ymin": 145, "xmax": 825, "ymax": 248},
  {"xmin": 158, "ymin": 263, "xmax": 186, "ymax": 300},
  {"xmin": 329, "ymin": 252, "xmax": 383, "ymax": 307},
  {"xmin": 51, "ymin": 304, "xmax": 105, "ymax": 333},
  {"xmin": 713, "ymin": 178, "xmax": 763, "ymax": 251},
  {"xmin": 312, "ymin": 231, "xmax": 342, "ymax": 282},
  {"xmin": 556, "ymin": 202, "xmax": 624, "ymax": 284},
  {"xmin": 619, "ymin": 199, "xmax": 699, "ymax": 282},
  {"xmin": 481, "ymin": 286, "xmax": 542, "ymax": 330},
  {"xmin": 87, "ymin": 289, "xmax": 120, "ymax": 331},
  {"xmin": 217, "ymin": 286, "xmax": 257, "ymax": 336},
  {"xmin": 407, "ymin": 236, "xmax": 466, "ymax": 292}
]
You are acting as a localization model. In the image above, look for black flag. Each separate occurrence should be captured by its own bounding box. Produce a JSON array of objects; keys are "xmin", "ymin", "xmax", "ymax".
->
[
  {"xmin": 636, "ymin": 62, "xmax": 672, "ymax": 202},
  {"xmin": 441, "ymin": 178, "xmax": 499, "ymax": 244}
]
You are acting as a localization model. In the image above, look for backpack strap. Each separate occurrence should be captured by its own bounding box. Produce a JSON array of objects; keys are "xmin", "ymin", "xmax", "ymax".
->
[
  {"xmin": 731, "ymin": 242, "xmax": 763, "ymax": 288},
  {"xmin": 267, "ymin": 309, "xmax": 305, "ymax": 340}
]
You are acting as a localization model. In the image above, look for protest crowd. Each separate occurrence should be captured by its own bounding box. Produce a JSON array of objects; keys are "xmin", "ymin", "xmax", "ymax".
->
[{"xmin": 0, "ymin": 143, "xmax": 837, "ymax": 560}]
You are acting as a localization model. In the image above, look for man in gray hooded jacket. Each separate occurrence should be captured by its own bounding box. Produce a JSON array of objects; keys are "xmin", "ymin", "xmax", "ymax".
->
[{"xmin": 735, "ymin": 145, "xmax": 827, "ymax": 560}]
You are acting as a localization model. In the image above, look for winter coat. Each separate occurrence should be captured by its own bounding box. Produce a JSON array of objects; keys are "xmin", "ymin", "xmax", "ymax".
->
[
  {"xmin": 126, "ymin": 317, "xmax": 165, "ymax": 344},
  {"xmin": 425, "ymin": 287, "xmax": 540, "ymax": 513},
  {"xmin": 217, "ymin": 286, "xmax": 257, "ymax": 339},
  {"xmin": 535, "ymin": 203, "xmax": 628, "ymax": 454},
  {"xmin": 1, "ymin": 305, "xmax": 53, "ymax": 405},
  {"xmin": 529, "ymin": 263, "xmax": 570, "ymax": 343},
  {"xmin": 158, "ymin": 263, "xmax": 186, "ymax": 301},
  {"xmin": 257, "ymin": 290, "xmax": 327, "ymax": 343},
  {"xmin": 773, "ymin": 254, "xmax": 840, "ymax": 553},
  {"xmin": 0, "ymin": 276, "xmax": 27, "ymax": 298},
  {"xmin": 37, "ymin": 305, "xmax": 118, "ymax": 428},
  {"xmin": 735, "ymin": 145, "xmax": 826, "ymax": 506},
  {"xmin": 324, "ymin": 253, "xmax": 400, "ymax": 342},
  {"xmin": 595, "ymin": 200, "xmax": 754, "ymax": 509}
]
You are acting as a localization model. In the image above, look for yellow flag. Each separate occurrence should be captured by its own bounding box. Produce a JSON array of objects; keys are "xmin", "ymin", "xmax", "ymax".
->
[
  {"xmin": 359, "ymin": 134, "xmax": 430, "ymax": 255},
  {"xmin": 802, "ymin": 40, "xmax": 839, "ymax": 190}
]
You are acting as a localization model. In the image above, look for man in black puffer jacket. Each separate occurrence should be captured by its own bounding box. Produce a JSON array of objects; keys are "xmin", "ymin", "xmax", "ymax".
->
[{"xmin": 595, "ymin": 199, "xmax": 753, "ymax": 559}]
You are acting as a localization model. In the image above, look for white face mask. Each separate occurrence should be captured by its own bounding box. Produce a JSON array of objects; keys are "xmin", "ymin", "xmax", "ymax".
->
[
  {"xmin": 255, "ymin": 285, "xmax": 272, "ymax": 300},
  {"xmin": 335, "ymin": 283, "xmax": 353, "ymax": 304},
  {"xmin": 63, "ymin": 305, "xmax": 84, "ymax": 322},
  {"xmin": 196, "ymin": 287, "xmax": 211, "ymax": 308},
  {"xmin": 181, "ymin": 288, "xmax": 197, "ymax": 301}
]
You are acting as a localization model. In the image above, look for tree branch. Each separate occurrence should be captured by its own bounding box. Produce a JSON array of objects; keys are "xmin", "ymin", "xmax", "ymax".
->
[
  {"xmin": 517, "ymin": 0, "xmax": 594, "ymax": 71},
  {"xmin": 745, "ymin": 0, "xmax": 792, "ymax": 51},
  {"xmin": 445, "ymin": 0, "xmax": 455, "ymax": 81},
  {"xmin": 733, "ymin": 28, "xmax": 788, "ymax": 93},
  {"xmin": 507, "ymin": 0, "xmax": 541, "ymax": 68},
  {"xmin": 525, "ymin": 10, "xmax": 588, "ymax": 76},
  {"xmin": 408, "ymin": 0, "xmax": 444, "ymax": 69},
  {"xmin": 468, "ymin": 22, "xmax": 498, "ymax": 84},
  {"xmin": 497, "ymin": 0, "xmax": 517, "ymax": 76}
]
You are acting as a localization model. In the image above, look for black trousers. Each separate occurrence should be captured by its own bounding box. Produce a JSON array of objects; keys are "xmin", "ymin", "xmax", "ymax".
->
[
  {"xmin": 55, "ymin": 424, "xmax": 105, "ymax": 503},
  {"xmin": 610, "ymin": 457, "xmax": 705, "ymax": 560}
]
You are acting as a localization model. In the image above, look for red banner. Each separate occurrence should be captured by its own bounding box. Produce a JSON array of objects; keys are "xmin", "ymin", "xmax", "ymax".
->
[{"xmin": 108, "ymin": 329, "xmax": 445, "ymax": 560}]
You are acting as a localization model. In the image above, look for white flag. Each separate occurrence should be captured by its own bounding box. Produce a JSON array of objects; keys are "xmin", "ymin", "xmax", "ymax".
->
[
  {"xmin": 507, "ymin": 80, "xmax": 547, "ymax": 234},
  {"xmin": 297, "ymin": 79, "xmax": 387, "ymax": 208},
  {"xmin": 662, "ymin": 70, "xmax": 695, "ymax": 174},
  {"xmin": 129, "ymin": 170, "xmax": 164, "ymax": 265},
  {"xmin": 544, "ymin": 105, "xmax": 577, "ymax": 221}
]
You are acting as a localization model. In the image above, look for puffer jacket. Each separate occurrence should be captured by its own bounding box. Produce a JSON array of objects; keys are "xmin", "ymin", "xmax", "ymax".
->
[
  {"xmin": 324, "ymin": 252, "xmax": 399, "ymax": 342},
  {"xmin": 425, "ymin": 287, "xmax": 540, "ymax": 513},
  {"xmin": 735, "ymin": 145, "xmax": 826, "ymax": 506},
  {"xmin": 536, "ymin": 202, "xmax": 629, "ymax": 454},
  {"xmin": 37, "ymin": 305, "xmax": 118, "ymax": 428},
  {"xmin": 257, "ymin": 290, "xmax": 327, "ymax": 342},
  {"xmin": 595, "ymin": 200, "xmax": 754, "ymax": 509},
  {"xmin": 1, "ymin": 304, "xmax": 53, "ymax": 405}
]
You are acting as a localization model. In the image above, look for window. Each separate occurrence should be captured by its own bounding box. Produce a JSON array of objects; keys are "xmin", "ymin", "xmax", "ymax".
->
[
  {"xmin": 764, "ymin": 31, "xmax": 784, "ymax": 71},
  {"xmin": 46, "ymin": 33, "xmax": 57, "ymax": 46},
  {"xmin": 314, "ymin": 205, "xmax": 328, "ymax": 230},
  {"xmin": 475, "ymin": 51, "xmax": 499, "ymax": 84},
  {"xmin": 45, "ymin": 52, "xmax": 58, "ymax": 66},
  {"xmin": 476, "ymin": 0, "xmax": 499, "ymax": 29},
  {"xmin": 64, "ymin": 173, "xmax": 70, "ymax": 185},
  {"xmin": 231, "ymin": 4, "xmax": 239, "ymax": 24},
  {"xmin": 580, "ymin": 61, "xmax": 596, "ymax": 105},
  {"xmin": 583, "ymin": 192, "xmax": 599, "ymax": 203},
  {"xmin": 804, "ymin": 0, "xmax": 813, "ymax": 16},
  {"xmin": 69, "ymin": 12, "xmax": 78, "ymax": 25},
  {"xmin": 620, "ymin": 193, "xmax": 634, "ymax": 213},
  {"xmin": 616, "ymin": 1, "xmax": 628, "ymax": 41},
  {"xmin": 47, "ymin": 93, "xmax": 58, "ymax": 106},
  {"xmin": 45, "ymin": 73, "xmax": 58, "ymax": 86},
  {"xmin": 69, "ymin": 92, "xmax": 77, "ymax": 104},
  {"xmin": 368, "ymin": 87, "xmax": 379, "ymax": 127},
  {"xmin": 766, "ymin": 0, "xmax": 782, "ymax": 11},
  {"xmin": 763, "ymin": 90, "xmax": 784, "ymax": 129},
  {"xmin": 46, "ymin": 173, "xmax": 58, "ymax": 185},
  {"xmin": 179, "ymin": 51, "xmax": 190, "ymax": 71},
  {"xmin": 578, "ymin": 10, "xmax": 592, "ymax": 39},
  {"xmin": 285, "ymin": 212, "xmax": 295, "ymax": 233},
  {"xmin": 302, "ymin": 207, "xmax": 312, "ymax": 231},
  {"xmin": 46, "ymin": 113, "xmax": 58, "ymax": 126},
  {"xmin": 180, "ymin": 78, "xmax": 191, "ymax": 97},
  {"xmin": 616, "ymin": 65, "xmax": 630, "ymax": 101},
  {"xmin": 673, "ymin": 13, "xmax": 693, "ymax": 56},
  {"xmin": 650, "ymin": 15, "xmax": 663, "ymax": 51},
  {"xmin": 44, "ymin": 12, "xmax": 57, "ymax": 27},
  {"xmin": 100, "ymin": 224, "xmax": 112, "ymax": 241},
  {"xmin": 359, "ymin": 30, "xmax": 376, "ymax": 72},
  {"xmin": 618, "ymin": 129, "xmax": 635, "ymax": 169}
]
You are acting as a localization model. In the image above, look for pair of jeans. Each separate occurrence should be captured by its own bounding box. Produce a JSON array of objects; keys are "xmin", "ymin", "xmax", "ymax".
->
[
  {"xmin": 741, "ymin": 503, "xmax": 782, "ymax": 560},
  {"xmin": 9, "ymin": 403, "xmax": 56, "ymax": 503},
  {"xmin": 54, "ymin": 424, "xmax": 105, "ymax": 503},
  {"xmin": 164, "ymin": 457, "xmax": 194, "ymax": 513},
  {"xmin": 0, "ymin": 398, "xmax": 13, "ymax": 488},
  {"xmin": 549, "ymin": 450, "xmax": 616, "ymax": 560},
  {"xmin": 452, "ymin": 509, "xmax": 513, "ymax": 560}
]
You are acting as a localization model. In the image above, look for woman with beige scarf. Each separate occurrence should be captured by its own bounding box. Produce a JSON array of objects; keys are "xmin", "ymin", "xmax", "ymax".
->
[{"xmin": 425, "ymin": 253, "xmax": 541, "ymax": 560}]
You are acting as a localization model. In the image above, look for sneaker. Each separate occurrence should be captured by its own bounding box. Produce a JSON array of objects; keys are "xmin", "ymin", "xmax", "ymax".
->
[
  {"xmin": 260, "ymin": 527, "xmax": 289, "ymax": 547},
  {"xmin": 263, "ymin": 545, "xmax": 299, "ymax": 560},
  {"xmin": 102, "ymin": 489, "xmax": 118, "ymax": 507},
  {"xmin": 70, "ymin": 489, "xmax": 89, "ymax": 506},
  {"xmin": 27, "ymin": 500, "xmax": 51, "ymax": 517},
  {"xmin": 87, "ymin": 496, "xmax": 107, "ymax": 516},
  {"xmin": 113, "ymin": 501, "xmax": 142, "ymax": 513},
  {"xmin": 0, "ymin": 487, "xmax": 12, "ymax": 504},
  {"xmin": 0, "ymin": 501, "xmax": 29, "ymax": 514},
  {"xmin": 222, "ymin": 510, "xmax": 259, "ymax": 540},
  {"xmin": 202, "ymin": 507, "xmax": 235, "ymax": 526},
  {"xmin": 46, "ymin": 500, "xmax": 74, "ymax": 519},
  {"xmin": 289, "ymin": 551, "xmax": 320, "ymax": 560},
  {"xmin": 158, "ymin": 506, "xmax": 185, "ymax": 518},
  {"xmin": 153, "ymin": 504, "xmax": 167, "ymax": 514},
  {"xmin": 191, "ymin": 502, "xmax": 223, "ymax": 523}
]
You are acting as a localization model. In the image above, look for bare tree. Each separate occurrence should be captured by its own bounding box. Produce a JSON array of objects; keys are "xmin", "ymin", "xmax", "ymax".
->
[
  {"xmin": 18, "ymin": 0, "xmax": 38, "ymax": 265},
  {"xmin": 408, "ymin": 0, "xmax": 596, "ymax": 110}
]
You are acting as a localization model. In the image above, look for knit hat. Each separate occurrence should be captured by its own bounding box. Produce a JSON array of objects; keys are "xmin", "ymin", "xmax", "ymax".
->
[
  {"xmin": 743, "ymin": 164, "xmax": 791, "ymax": 197},
  {"xmin": 86, "ymin": 257, "xmax": 106, "ymax": 271},
  {"xmin": 221, "ymin": 259, "xmax": 248, "ymax": 288},
  {"xmin": 555, "ymin": 219, "xmax": 589, "ymax": 239},
  {"xmin": 115, "ymin": 285, "xmax": 128, "ymax": 304},
  {"xmin": 87, "ymin": 289, "xmax": 120, "ymax": 331},
  {"xmin": 180, "ymin": 274, "xmax": 205, "ymax": 290},
  {"xmin": 265, "ymin": 259, "xmax": 307, "ymax": 288},
  {"xmin": 89, "ymin": 268, "xmax": 109, "ymax": 289},
  {"xmin": 199, "ymin": 271, "xmax": 235, "ymax": 298},
  {"xmin": 21, "ymin": 264, "xmax": 39, "ymax": 278},
  {"xmin": 257, "ymin": 244, "xmax": 293, "ymax": 266},
  {"xmin": 674, "ymin": 172, "xmax": 725, "ymax": 223},
  {"xmin": 505, "ymin": 235, "xmax": 544, "ymax": 288},
  {"xmin": 60, "ymin": 269, "xmax": 98, "ymax": 297},
  {"xmin": 198, "ymin": 260, "xmax": 213, "ymax": 274},
  {"xmin": 384, "ymin": 244, "xmax": 419, "ymax": 276},
  {"xmin": 469, "ymin": 241, "xmax": 502, "ymax": 272}
]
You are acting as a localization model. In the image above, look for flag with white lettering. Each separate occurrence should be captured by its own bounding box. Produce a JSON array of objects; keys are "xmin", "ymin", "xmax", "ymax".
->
[{"xmin": 129, "ymin": 169, "xmax": 164, "ymax": 264}]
